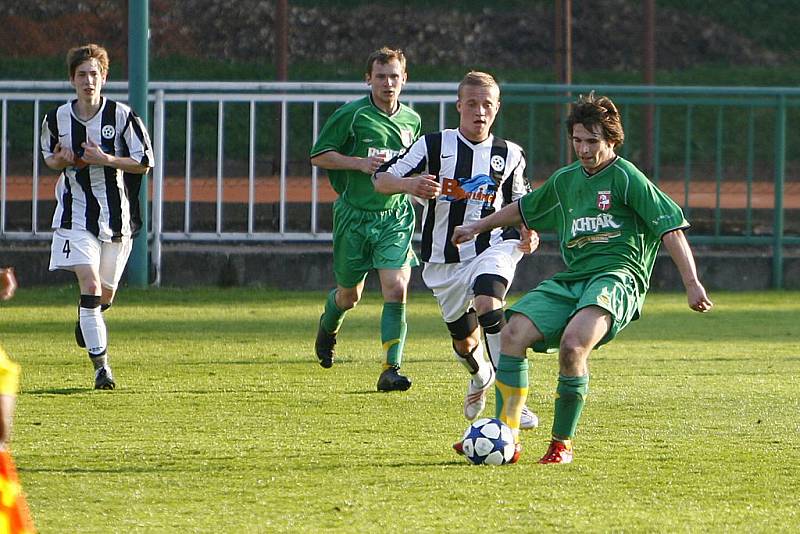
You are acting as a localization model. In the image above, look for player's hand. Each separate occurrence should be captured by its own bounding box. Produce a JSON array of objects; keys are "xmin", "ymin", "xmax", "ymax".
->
[
  {"xmin": 686, "ymin": 281, "xmax": 713, "ymax": 313},
  {"xmin": 0, "ymin": 267, "xmax": 17, "ymax": 301},
  {"xmin": 517, "ymin": 226, "xmax": 539, "ymax": 254},
  {"xmin": 452, "ymin": 223, "xmax": 480, "ymax": 246},
  {"xmin": 360, "ymin": 154, "xmax": 387, "ymax": 175},
  {"xmin": 80, "ymin": 140, "xmax": 110, "ymax": 166},
  {"xmin": 52, "ymin": 142, "xmax": 76, "ymax": 168},
  {"xmin": 406, "ymin": 174, "xmax": 440, "ymax": 199}
]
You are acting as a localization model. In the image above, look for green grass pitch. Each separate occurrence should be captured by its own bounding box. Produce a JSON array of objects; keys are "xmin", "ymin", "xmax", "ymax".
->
[{"xmin": 2, "ymin": 287, "xmax": 798, "ymax": 532}]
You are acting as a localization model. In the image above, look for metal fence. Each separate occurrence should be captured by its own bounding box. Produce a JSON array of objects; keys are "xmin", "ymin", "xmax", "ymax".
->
[{"xmin": 1, "ymin": 81, "xmax": 798, "ymax": 286}]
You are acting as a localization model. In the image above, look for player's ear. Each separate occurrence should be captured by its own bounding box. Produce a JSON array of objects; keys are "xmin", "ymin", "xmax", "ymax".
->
[{"xmin": 365, "ymin": 72, "xmax": 371, "ymax": 86}]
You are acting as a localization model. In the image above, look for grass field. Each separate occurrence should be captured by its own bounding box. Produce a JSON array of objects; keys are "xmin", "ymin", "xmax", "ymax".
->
[{"xmin": 1, "ymin": 287, "xmax": 798, "ymax": 532}]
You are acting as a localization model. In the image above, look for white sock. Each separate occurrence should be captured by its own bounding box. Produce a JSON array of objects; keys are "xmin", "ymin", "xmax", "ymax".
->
[
  {"xmin": 454, "ymin": 343, "xmax": 492, "ymax": 389},
  {"xmin": 485, "ymin": 331, "xmax": 502, "ymax": 369},
  {"xmin": 79, "ymin": 306, "xmax": 107, "ymax": 360}
]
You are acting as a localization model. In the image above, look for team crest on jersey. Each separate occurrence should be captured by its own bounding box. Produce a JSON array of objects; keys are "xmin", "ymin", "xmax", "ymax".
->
[
  {"xmin": 101, "ymin": 125, "xmax": 116, "ymax": 139},
  {"xmin": 400, "ymin": 129, "xmax": 414, "ymax": 148},
  {"xmin": 597, "ymin": 191, "xmax": 612, "ymax": 211},
  {"xmin": 490, "ymin": 155, "xmax": 505, "ymax": 173}
]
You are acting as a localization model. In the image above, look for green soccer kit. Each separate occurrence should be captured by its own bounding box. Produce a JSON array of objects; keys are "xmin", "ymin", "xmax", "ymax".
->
[
  {"xmin": 510, "ymin": 156, "xmax": 689, "ymax": 348},
  {"xmin": 311, "ymin": 95, "xmax": 421, "ymax": 371}
]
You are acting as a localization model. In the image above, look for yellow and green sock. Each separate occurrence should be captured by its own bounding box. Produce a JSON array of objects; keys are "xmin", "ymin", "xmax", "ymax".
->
[
  {"xmin": 381, "ymin": 302, "xmax": 406, "ymax": 368},
  {"xmin": 552, "ymin": 374, "xmax": 589, "ymax": 440},
  {"xmin": 495, "ymin": 354, "xmax": 529, "ymax": 438}
]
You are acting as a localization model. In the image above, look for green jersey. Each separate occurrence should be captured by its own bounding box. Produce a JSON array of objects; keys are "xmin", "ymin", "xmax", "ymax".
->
[
  {"xmin": 311, "ymin": 95, "xmax": 421, "ymax": 211},
  {"xmin": 518, "ymin": 156, "xmax": 688, "ymax": 295}
]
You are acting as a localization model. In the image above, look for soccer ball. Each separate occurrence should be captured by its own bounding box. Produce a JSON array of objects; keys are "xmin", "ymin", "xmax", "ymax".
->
[{"xmin": 460, "ymin": 417, "xmax": 516, "ymax": 465}]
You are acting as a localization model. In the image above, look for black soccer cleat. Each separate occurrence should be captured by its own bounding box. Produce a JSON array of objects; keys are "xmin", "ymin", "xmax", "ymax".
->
[
  {"xmin": 94, "ymin": 366, "xmax": 116, "ymax": 390},
  {"xmin": 315, "ymin": 318, "xmax": 337, "ymax": 369},
  {"xmin": 376, "ymin": 365, "xmax": 412, "ymax": 392},
  {"xmin": 75, "ymin": 320, "xmax": 86, "ymax": 348}
]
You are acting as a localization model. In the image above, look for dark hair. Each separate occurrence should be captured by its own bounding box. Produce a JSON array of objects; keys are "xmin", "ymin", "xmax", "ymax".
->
[
  {"xmin": 567, "ymin": 91, "xmax": 624, "ymax": 147},
  {"xmin": 67, "ymin": 44, "xmax": 109, "ymax": 79},
  {"xmin": 365, "ymin": 47, "xmax": 406, "ymax": 76}
]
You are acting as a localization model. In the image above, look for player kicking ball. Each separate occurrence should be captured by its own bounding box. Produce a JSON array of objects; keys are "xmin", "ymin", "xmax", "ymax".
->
[
  {"xmin": 41, "ymin": 44, "xmax": 153, "ymax": 390},
  {"xmin": 451, "ymin": 92, "xmax": 712, "ymax": 464}
]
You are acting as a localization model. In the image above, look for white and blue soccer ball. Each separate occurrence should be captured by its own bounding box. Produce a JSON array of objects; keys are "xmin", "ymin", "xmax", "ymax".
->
[{"xmin": 460, "ymin": 417, "xmax": 516, "ymax": 465}]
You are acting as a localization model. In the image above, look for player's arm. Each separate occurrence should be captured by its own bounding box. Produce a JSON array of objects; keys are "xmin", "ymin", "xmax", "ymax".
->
[
  {"xmin": 311, "ymin": 150, "xmax": 386, "ymax": 175},
  {"xmin": 81, "ymin": 140, "xmax": 149, "ymax": 173},
  {"xmin": 661, "ymin": 229, "xmax": 713, "ymax": 313},
  {"xmin": 452, "ymin": 200, "xmax": 524, "ymax": 245},
  {"xmin": 372, "ymin": 170, "xmax": 440, "ymax": 198},
  {"xmin": 44, "ymin": 143, "xmax": 76, "ymax": 171}
]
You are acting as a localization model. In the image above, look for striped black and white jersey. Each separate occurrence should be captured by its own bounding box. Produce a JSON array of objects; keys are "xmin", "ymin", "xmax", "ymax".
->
[
  {"xmin": 41, "ymin": 97, "xmax": 154, "ymax": 242},
  {"xmin": 379, "ymin": 128, "xmax": 530, "ymax": 264}
]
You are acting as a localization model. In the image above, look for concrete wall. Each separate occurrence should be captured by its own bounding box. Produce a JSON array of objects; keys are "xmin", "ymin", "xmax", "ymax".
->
[{"xmin": 1, "ymin": 241, "xmax": 797, "ymax": 292}]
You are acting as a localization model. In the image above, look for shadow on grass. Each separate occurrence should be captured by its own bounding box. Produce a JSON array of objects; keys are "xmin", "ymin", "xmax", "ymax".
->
[{"xmin": 26, "ymin": 387, "xmax": 89, "ymax": 395}]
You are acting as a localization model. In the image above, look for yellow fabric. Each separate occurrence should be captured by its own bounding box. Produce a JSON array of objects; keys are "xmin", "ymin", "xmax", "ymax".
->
[
  {"xmin": 496, "ymin": 381, "xmax": 528, "ymax": 441},
  {"xmin": 0, "ymin": 348, "xmax": 19, "ymax": 397}
]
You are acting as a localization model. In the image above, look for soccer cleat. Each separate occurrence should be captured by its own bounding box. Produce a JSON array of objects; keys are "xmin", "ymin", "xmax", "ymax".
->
[
  {"xmin": 538, "ymin": 439, "xmax": 574, "ymax": 464},
  {"xmin": 74, "ymin": 320, "xmax": 86, "ymax": 348},
  {"xmin": 376, "ymin": 365, "xmax": 412, "ymax": 392},
  {"xmin": 94, "ymin": 366, "xmax": 116, "ymax": 390},
  {"xmin": 314, "ymin": 318, "xmax": 337, "ymax": 368},
  {"xmin": 463, "ymin": 367, "xmax": 495, "ymax": 420},
  {"xmin": 520, "ymin": 405, "xmax": 539, "ymax": 430}
]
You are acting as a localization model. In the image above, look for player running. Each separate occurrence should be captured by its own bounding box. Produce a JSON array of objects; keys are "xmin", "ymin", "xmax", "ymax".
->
[
  {"xmin": 451, "ymin": 92, "xmax": 713, "ymax": 464},
  {"xmin": 41, "ymin": 44, "xmax": 153, "ymax": 390},
  {"xmin": 310, "ymin": 47, "xmax": 434, "ymax": 391},
  {"xmin": 374, "ymin": 71, "xmax": 539, "ymax": 429}
]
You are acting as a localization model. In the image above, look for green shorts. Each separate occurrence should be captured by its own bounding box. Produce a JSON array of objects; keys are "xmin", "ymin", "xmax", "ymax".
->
[
  {"xmin": 508, "ymin": 271, "xmax": 641, "ymax": 353},
  {"xmin": 332, "ymin": 198, "xmax": 419, "ymax": 288}
]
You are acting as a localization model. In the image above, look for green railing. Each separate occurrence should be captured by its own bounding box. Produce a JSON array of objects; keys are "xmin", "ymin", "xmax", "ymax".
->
[{"xmin": 1, "ymin": 82, "xmax": 797, "ymax": 287}]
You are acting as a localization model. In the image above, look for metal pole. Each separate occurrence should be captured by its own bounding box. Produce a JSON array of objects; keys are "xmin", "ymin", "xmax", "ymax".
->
[
  {"xmin": 128, "ymin": 0, "xmax": 150, "ymax": 287},
  {"xmin": 772, "ymin": 95, "xmax": 786, "ymax": 289},
  {"xmin": 643, "ymin": 0, "xmax": 656, "ymax": 173}
]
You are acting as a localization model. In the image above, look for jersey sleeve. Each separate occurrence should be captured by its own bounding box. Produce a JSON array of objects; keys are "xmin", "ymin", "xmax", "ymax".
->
[
  {"xmin": 378, "ymin": 136, "xmax": 428, "ymax": 178},
  {"xmin": 624, "ymin": 168, "xmax": 689, "ymax": 237},
  {"xmin": 509, "ymin": 150, "xmax": 531, "ymax": 202},
  {"xmin": 310, "ymin": 104, "xmax": 355, "ymax": 158},
  {"xmin": 518, "ymin": 174, "xmax": 561, "ymax": 231},
  {"xmin": 122, "ymin": 111, "xmax": 154, "ymax": 168},
  {"xmin": 40, "ymin": 113, "xmax": 57, "ymax": 160}
]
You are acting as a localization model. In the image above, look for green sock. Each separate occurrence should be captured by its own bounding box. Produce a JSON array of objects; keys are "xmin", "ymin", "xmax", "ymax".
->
[
  {"xmin": 320, "ymin": 289, "xmax": 346, "ymax": 334},
  {"xmin": 381, "ymin": 302, "xmax": 406, "ymax": 367},
  {"xmin": 495, "ymin": 355, "xmax": 529, "ymax": 435},
  {"xmin": 552, "ymin": 374, "xmax": 590, "ymax": 440}
]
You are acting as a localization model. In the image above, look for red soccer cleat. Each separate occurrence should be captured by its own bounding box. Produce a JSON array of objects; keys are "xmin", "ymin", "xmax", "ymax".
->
[
  {"xmin": 452, "ymin": 440, "xmax": 464, "ymax": 455},
  {"xmin": 538, "ymin": 439, "xmax": 574, "ymax": 464}
]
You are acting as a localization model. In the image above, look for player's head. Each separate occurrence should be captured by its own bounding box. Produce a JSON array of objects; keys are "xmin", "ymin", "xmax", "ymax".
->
[
  {"xmin": 67, "ymin": 44, "xmax": 109, "ymax": 101},
  {"xmin": 365, "ymin": 47, "xmax": 407, "ymax": 113},
  {"xmin": 456, "ymin": 71, "xmax": 500, "ymax": 143},
  {"xmin": 567, "ymin": 92, "xmax": 623, "ymax": 173}
]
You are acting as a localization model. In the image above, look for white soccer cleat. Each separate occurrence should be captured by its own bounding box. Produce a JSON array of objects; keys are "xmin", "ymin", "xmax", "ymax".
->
[
  {"xmin": 520, "ymin": 405, "xmax": 539, "ymax": 430},
  {"xmin": 463, "ymin": 367, "xmax": 495, "ymax": 421}
]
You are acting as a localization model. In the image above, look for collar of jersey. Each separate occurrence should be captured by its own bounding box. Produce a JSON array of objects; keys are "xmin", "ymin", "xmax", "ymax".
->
[
  {"xmin": 70, "ymin": 96, "xmax": 107, "ymax": 124},
  {"xmin": 455, "ymin": 128, "xmax": 493, "ymax": 147},
  {"xmin": 581, "ymin": 155, "xmax": 620, "ymax": 179},
  {"xmin": 368, "ymin": 94, "xmax": 401, "ymax": 117}
]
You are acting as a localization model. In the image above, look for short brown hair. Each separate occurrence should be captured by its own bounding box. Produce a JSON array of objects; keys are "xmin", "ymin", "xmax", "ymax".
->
[
  {"xmin": 365, "ymin": 47, "xmax": 406, "ymax": 76},
  {"xmin": 67, "ymin": 44, "xmax": 109, "ymax": 79},
  {"xmin": 567, "ymin": 92, "xmax": 625, "ymax": 147},
  {"xmin": 457, "ymin": 71, "xmax": 500, "ymax": 100}
]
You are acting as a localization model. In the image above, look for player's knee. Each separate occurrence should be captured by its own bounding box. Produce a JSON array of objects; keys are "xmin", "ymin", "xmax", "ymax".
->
[
  {"xmin": 381, "ymin": 281, "xmax": 407, "ymax": 303},
  {"xmin": 79, "ymin": 294, "xmax": 102, "ymax": 309},
  {"xmin": 559, "ymin": 334, "xmax": 590, "ymax": 364},
  {"xmin": 501, "ymin": 315, "xmax": 535, "ymax": 352},
  {"xmin": 336, "ymin": 289, "xmax": 360, "ymax": 310},
  {"xmin": 478, "ymin": 308, "xmax": 505, "ymax": 335},
  {"xmin": 446, "ymin": 310, "xmax": 478, "ymax": 342}
]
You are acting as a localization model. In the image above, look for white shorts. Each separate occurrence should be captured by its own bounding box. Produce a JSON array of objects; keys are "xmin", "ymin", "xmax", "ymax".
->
[
  {"xmin": 49, "ymin": 228, "xmax": 133, "ymax": 290},
  {"xmin": 422, "ymin": 241, "xmax": 523, "ymax": 323}
]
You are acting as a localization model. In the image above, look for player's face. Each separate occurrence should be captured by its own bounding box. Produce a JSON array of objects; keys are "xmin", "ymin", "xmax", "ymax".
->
[
  {"xmin": 70, "ymin": 59, "xmax": 107, "ymax": 104},
  {"xmin": 457, "ymin": 85, "xmax": 500, "ymax": 143},
  {"xmin": 367, "ymin": 59, "xmax": 406, "ymax": 113},
  {"xmin": 572, "ymin": 123, "xmax": 617, "ymax": 174}
]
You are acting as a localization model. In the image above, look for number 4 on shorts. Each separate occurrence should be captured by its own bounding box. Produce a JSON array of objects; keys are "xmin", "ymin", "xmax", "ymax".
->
[{"xmin": 62, "ymin": 239, "xmax": 71, "ymax": 258}]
